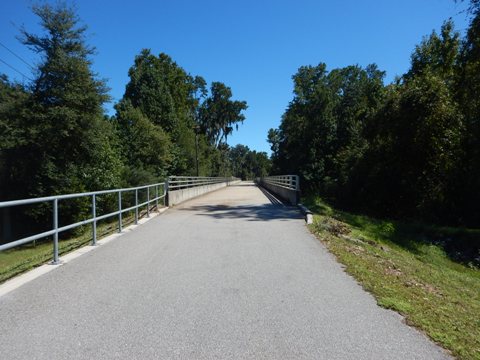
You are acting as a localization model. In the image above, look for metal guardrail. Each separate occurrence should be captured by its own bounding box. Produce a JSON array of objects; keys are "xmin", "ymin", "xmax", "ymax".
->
[
  {"xmin": 167, "ymin": 176, "xmax": 239, "ymax": 190},
  {"xmin": 260, "ymin": 175, "xmax": 300, "ymax": 191},
  {"xmin": 0, "ymin": 176, "xmax": 240, "ymax": 264},
  {"xmin": 0, "ymin": 183, "xmax": 166, "ymax": 264}
]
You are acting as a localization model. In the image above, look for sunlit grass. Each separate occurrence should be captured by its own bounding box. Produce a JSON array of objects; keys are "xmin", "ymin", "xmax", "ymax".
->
[{"xmin": 304, "ymin": 196, "xmax": 480, "ymax": 360}]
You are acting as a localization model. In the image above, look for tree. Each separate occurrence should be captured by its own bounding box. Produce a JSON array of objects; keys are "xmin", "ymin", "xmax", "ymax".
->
[
  {"xmin": 267, "ymin": 128, "xmax": 280, "ymax": 158},
  {"xmin": 357, "ymin": 75, "xmax": 463, "ymax": 221},
  {"xmin": 229, "ymin": 144, "xmax": 250, "ymax": 179},
  {"xmin": 122, "ymin": 50, "xmax": 204, "ymax": 175},
  {"xmin": 0, "ymin": 76, "xmax": 30, "ymax": 242},
  {"xmin": 247, "ymin": 150, "xmax": 271, "ymax": 179},
  {"xmin": 6, "ymin": 3, "xmax": 122, "ymax": 230},
  {"xmin": 272, "ymin": 63, "xmax": 384, "ymax": 196},
  {"xmin": 114, "ymin": 100, "xmax": 172, "ymax": 185},
  {"xmin": 274, "ymin": 63, "xmax": 334, "ymax": 190},
  {"xmin": 228, "ymin": 144, "xmax": 271, "ymax": 180},
  {"xmin": 407, "ymin": 20, "xmax": 460, "ymax": 82},
  {"xmin": 199, "ymin": 82, "xmax": 247, "ymax": 148},
  {"xmin": 0, "ymin": 76, "xmax": 29, "ymax": 200},
  {"xmin": 454, "ymin": 7, "xmax": 480, "ymax": 224}
]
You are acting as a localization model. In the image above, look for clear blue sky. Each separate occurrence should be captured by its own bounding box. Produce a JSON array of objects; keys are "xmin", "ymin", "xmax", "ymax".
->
[{"xmin": 0, "ymin": 0, "xmax": 471, "ymax": 154}]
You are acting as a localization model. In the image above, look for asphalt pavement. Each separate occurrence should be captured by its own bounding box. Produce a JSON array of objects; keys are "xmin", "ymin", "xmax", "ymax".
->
[{"xmin": 0, "ymin": 182, "xmax": 450, "ymax": 359}]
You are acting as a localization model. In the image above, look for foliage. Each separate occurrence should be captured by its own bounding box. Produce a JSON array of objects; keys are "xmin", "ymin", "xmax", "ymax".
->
[
  {"xmin": 120, "ymin": 50, "xmax": 247, "ymax": 177},
  {"xmin": 271, "ymin": 63, "xmax": 384, "ymax": 195},
  {"xmin": 122, "ymin": 49, "xmax": 198, "ymax": 175},
  {"xmin": 114, "ymin": 100, "xmax": 172, "ymax": 185},
  {"xmin": 199, "ymin": 82, "xmax": 248, "ymax": 148},
  {"xmin": 19, "ymin": 2, "xmax": 122, "ymax": 197},
  {"xmin": 357, "ymin": 72, "xmax": 463, "ymax": 222},
  {"xmin": 229, "ymin": 144, "xmax": 271, "ymax": 180},
  {"xmin": 271, "ymin": 14, "xmax": 480, "ymax": 227},
  {"xmin": 455, "ymin": 10, "xmax": 480, "ymax": 225},
  {"xmin": 0, "ymin": 76, "xmax": 29, "ymax": 200}
]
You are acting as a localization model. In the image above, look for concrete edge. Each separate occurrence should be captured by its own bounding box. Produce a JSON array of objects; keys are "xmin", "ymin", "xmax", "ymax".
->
[
  {"xmin": 256, "ymin": 184, "xmax": 287, "ymax": 206},
  {"xmin": 298, "ymin": 203, "xmax": 314, "ymax": 224},
  {"xmin": 169, "ymin": 183, "xmax": 237, "ymax": 208},
  {"xmin": 0, "ymin": 207, "xmax": 169, "ymax": 298},
  {"xmin": 168, "ymin": 183, "xmax": 227, "ymax": 206},
  {"xmin": 259, "ymin": 181, "xmax": 299, "ymax": 205}
]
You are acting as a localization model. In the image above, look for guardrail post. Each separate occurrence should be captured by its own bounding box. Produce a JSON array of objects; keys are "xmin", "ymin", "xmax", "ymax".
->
[
  {"xmin": 155, "ymin": 185, "xmax": 159, "ymax": 211},
  {"xmin": 118, "ymin": 191, "xmax": 122, "ymax": 232},
  {"xmin": 165, "ymin": 180, "xmax": 169, "ymax": 206},
  {"xmin": 92, "ymin": 194, "xmax": 97, "ymax": 246},
  {"xmin": 135, "ymin": 189, "xmax": 138, "ymax": 225},
  {"xmin": 147, "ymin": 186, "xmax": 150, "ymax": 218},
  {"xmin": 52, "ymin": 198, "xmax": 59, "ymax": 264}
]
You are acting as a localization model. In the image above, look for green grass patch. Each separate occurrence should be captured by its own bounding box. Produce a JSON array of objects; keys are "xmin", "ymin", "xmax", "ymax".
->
[
  {"xmin": 304, "ymin": 196, "xmax": 480, "ymax": 360},
  {"xmin": 0, "ymin": 209, "xmax": 155, "ymax": 284}
]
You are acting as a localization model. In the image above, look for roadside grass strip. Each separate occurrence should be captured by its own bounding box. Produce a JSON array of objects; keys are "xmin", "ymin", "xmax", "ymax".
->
[{"xmin": 305, "ymin": 197, "xmax": 480, "ymax": 360}]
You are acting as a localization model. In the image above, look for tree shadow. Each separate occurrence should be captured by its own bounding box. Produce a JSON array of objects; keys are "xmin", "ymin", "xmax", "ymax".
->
[
  {"xmin": 178, "ymin": 184, "xmax": 303, "ymax": 221},
  {"xmin": 180, "ymin": 204, "xmax": 303, "ymax": 221}
]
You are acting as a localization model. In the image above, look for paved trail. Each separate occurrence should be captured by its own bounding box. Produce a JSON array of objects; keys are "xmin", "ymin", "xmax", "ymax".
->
[{"xmin": 0, "ymin": 182, "xmax": 449, "ymax": 359}]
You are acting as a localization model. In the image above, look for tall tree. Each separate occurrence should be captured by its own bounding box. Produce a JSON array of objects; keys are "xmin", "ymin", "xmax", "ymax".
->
[
  {"xmin": 7, "ymin": 3, "xmax": 122, "ymax": 228},
  {"xmin": 114, "ymin": 100, "xmax": 172, "ymax": 185},
  {"xmin": 228, "ymin": 144, "xmax": 271, "ymax": 180},
  {"xmin": 455, "ymin": 5, "xmax": 480, "ymax": 224},
  {"xmin": 122, "ymin": 50, "xmax": 202, "ymax": 175},
  {"xmin": 273, "ymin": 63, "xmax": 384, "ymax": 195},
  {"xmin": 358, "ymin": 74, "xmax": 463, "ymax": 221},
  {"xmin": 0, "ymin": 76, "xmax": 29, "ymax": 201},
  {"xmin": 407, "ymin": 20, "xmax": 460, "ymax": 82},
  {"xmin": 199, "ymin": 82, "xmax": 247, "ymax": 148}
]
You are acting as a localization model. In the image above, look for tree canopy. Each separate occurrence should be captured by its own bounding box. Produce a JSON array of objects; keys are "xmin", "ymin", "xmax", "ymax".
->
[
  {"xmin": 199, "ymin": 82, "xmax": 247, "ymax": 148},
  {"xmin": 269, "ymin": 8, "xmax": 480, "ymax": 227}
]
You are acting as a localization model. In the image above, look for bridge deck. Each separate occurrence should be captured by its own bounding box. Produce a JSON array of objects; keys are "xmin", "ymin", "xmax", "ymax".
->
[{"xmin": 0, "ymin": 182, "xmax": 449, "ymax": 359}]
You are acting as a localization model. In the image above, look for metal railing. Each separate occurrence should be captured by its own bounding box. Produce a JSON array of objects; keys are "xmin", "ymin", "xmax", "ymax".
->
[
  {"xmin": 260, "ymin": 175, "xmax": 300, "ymax": 191},
  {"xmin": 167, "ymin": 176, "xmax": 238, "ymax": 190},
  {"xmin": 0, "ymin": 183, "xmax": 166, "ymax": 264}
]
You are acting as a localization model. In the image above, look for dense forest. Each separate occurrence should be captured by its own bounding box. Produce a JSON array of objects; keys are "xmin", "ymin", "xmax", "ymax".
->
[
  {"xmin": 0, "ymin": 3, "xmax": 271, "ymax": 241},
  {"xmin": 269, "ymin": 1, "xmax": 480, "ymax": 227}
]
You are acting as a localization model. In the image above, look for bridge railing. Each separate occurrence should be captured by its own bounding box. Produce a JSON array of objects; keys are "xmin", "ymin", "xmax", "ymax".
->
[
  {"xmin": 260, "ymin": 175, "xmax": 299, "ymax": 191},
  {"xmin": 166, "ymin": 176, "xmax": 240, "ymax": 206},
  {"xmin": 167, "ymin": 176, "xmax": 238, "ymax": 190},
  {"xmin": 0, "ymin": 183, "xmax": 166, "ymax": 264},
  {"xmin": 257, "ymin": 175, "xmax": 300, "ymax": 205}
]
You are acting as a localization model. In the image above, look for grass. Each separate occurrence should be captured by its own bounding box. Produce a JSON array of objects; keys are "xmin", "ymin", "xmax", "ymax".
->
[
  {"xmin": 0, "ymin": 209, "xmax": 154, "ymax": 284},
  {"xmin": 303, "ymin": 196, "xmax": 480, "ymax": 360}
]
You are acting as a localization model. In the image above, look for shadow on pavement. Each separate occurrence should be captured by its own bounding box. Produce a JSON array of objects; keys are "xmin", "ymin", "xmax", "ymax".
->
[{"xmin": 180, "ymin": 204, "xmax": 303, "ymax": 221}]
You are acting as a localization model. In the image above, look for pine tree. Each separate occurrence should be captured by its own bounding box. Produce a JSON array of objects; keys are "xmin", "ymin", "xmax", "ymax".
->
[{"xmin": 8, "ymin": 3, "xmax": 122, "ymax": 229}]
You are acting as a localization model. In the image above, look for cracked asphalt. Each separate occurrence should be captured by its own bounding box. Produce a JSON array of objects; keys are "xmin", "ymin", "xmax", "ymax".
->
[{"xmin": 0, "ymin": 182, "xmax": 450, "ymax": 359}]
